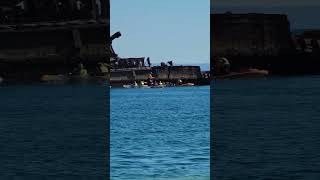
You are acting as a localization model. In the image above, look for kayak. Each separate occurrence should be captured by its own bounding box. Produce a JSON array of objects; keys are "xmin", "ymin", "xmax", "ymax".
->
[
  {"xmin": 176, "ymin": 83, "xmax": 195, "ymax": 87},
  {"xmin": 123, "ymin": 84, "xmax": 139, "ymax": 88}
]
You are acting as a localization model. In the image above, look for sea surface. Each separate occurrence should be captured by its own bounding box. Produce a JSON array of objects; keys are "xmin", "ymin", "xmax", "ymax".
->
[
  {"xmin": 213, "ymin": 76, "xmax": 320, "ymax": 180},
  {"xmin": 0, "ymin": 84, "xmax": 108, "ymax": 179},
  {"xmin": 111, "ymin": 86, "xmax": 210, "ymax": 180}
]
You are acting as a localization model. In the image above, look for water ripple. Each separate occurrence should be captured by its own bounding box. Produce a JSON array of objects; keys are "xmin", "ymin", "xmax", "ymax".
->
[{"xmin": 111, "ymin": 86, "xmax": 210, "ymax": 179}]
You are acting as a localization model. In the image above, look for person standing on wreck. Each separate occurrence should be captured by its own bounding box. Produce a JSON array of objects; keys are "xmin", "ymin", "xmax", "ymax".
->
[{"xmin": 147, "ymin": 57, "xmax": 151, "ymax": 67}]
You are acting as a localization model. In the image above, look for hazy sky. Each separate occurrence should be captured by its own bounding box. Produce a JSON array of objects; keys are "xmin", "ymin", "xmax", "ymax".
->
[
  {"xmin": 111, "ymin": 0, "xmax": 210, "ymax": 65},
  {"xmin": 212, "ymin": 0, "xmax": 320, "ymax": 29},
  {"xmin": 213, "ymin": 0, "xmax": 320, "ymax": 6}
]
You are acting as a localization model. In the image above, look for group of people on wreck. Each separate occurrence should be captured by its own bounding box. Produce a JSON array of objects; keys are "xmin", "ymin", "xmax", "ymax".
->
[
  {"xmin": 144, "ymin": 73, "xmax": 183, "ymax": 87},
  {"xmin": 112, "ymin": 57, "xmax": 151, "ymax": 69}
]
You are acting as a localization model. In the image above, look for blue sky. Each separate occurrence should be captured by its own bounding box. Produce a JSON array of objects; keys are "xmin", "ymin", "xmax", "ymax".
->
[{"xmin": 110, "ymin": 0, "xmax": 210, "ymax": 65}]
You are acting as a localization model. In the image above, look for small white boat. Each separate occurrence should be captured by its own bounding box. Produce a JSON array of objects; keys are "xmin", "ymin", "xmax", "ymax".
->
[
  {"xmin": 123, "ymin": 81, "xmax": 139, "ymax": 88},
  {"xmin": 179, "ymin": 83, "xmax": 195, "ymax": 86},
  {"xmin": 123, "ymin": 81, "xmax": 166, "ymax": 88},
  {"xmin": 139, "ymin": 81, "xmax": 150, "ymax": 88},
  {"xmin": 123, "ymin": 84, "xmax": 132, "ymax": 88}
]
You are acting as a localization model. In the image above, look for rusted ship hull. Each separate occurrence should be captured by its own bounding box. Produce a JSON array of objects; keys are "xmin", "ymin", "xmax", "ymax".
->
[
  {"xmin": 0, "ymin": 21, "xmax": 110, "ymax": 83},
  {"xmin": 110, "ymin": 65, "xmax": 207, "ymax": 87},
  {"xmin": 0, "ymin": 0, "xmax": 111, "ymax": 83}
]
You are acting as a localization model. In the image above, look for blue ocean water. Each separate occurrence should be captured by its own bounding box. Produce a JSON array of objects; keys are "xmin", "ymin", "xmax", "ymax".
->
[
  {"xmin": 0, "ymin": 84, "xmax": 108, "ymax": 179},
  {"xmin": 111, "ymin": 86, "xmax": 210, "ymax": 180},
  {"xmin": 213, "ymin": 76, "xmax": 320, "ymax": 180}
]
